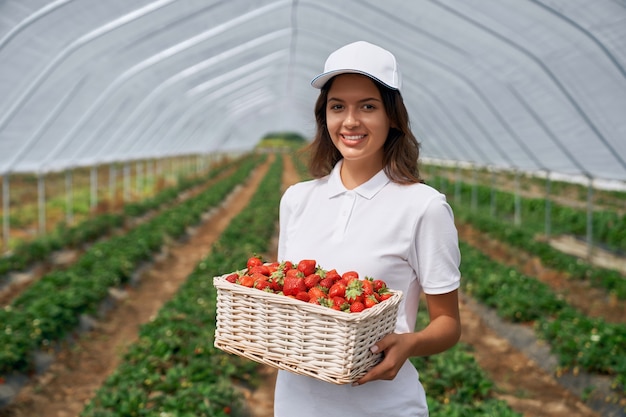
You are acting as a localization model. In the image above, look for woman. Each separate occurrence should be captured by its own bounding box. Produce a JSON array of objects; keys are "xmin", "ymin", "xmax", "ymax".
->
[{"xmin": 276, "ymin": 41, "xmax": 462, "ymax": 416}]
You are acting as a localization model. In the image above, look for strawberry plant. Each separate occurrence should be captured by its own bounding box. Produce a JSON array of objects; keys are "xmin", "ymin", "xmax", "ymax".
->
[{"xmin": 82, "ymin": 155, "xmax": 284, "ymax": 416}]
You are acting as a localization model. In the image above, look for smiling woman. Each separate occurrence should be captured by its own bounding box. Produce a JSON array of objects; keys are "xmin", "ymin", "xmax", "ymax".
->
[{"xmin": 275, "ymin": 41, "xmax": 462, "ymax": 417}]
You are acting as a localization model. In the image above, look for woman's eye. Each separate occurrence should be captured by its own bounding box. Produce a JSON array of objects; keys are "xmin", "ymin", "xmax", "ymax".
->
[
  {"xmin": 329, "ymin": 104, "xmax": 343, "ymax": 110},
  {"xmin": 363, "ymin": 104, "xmax": 375, "ymax": 110}
]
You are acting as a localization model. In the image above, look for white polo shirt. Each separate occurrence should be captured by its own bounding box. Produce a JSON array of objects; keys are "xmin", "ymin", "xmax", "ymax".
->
[{"xmin": 275, "ymin": 159, "xmax": 461, "ymax": 417}]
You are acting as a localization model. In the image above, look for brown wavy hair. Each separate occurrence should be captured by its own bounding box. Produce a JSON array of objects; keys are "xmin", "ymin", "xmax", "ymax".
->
[{"xmin": 304, "ymin": 76, "xmax": 421, "ymax": 184}]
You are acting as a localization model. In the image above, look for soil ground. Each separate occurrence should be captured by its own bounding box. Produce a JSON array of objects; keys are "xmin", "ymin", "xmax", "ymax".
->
[{"xmin": 0, "ymin": 153, "xmax": 623, "ymax": 417}]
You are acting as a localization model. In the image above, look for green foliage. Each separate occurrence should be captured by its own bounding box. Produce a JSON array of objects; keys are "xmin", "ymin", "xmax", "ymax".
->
[
  {"xmin": 82, "ymin": 155, "xmax": 284, "ymax": 416},
  {"xmin": 0, "ymin": 155, "xmax": 263, "ymax": 375}
]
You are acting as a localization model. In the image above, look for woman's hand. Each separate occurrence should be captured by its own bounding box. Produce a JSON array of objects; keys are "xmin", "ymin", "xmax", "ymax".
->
[{"xmin": 353, "ymin": 332, "xmax": 414, "ymax": 386}]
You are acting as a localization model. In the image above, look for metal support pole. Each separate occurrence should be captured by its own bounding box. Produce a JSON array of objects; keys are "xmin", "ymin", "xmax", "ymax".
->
[
  {"xmin": 38, "ymin": 172, "xmax": 46, "ymax": 236},
  {"xmin": 65, "ymin": 169, "xmax": 73, "ymax": 225},
  {"xmin": 545, "ymin": 173, "xmax": 552, "ymax": 240},
  {"xmin": 2, "ymin": 175, "xmax": 10, "ymax": 252}
]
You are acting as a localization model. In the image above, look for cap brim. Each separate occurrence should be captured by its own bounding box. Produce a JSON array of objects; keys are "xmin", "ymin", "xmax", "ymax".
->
[{"xmin": 310, "ymin": 69, "xmax": 399, "ymax": 90}]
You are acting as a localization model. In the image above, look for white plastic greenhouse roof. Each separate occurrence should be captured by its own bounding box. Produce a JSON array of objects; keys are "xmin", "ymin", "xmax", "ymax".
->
[{"xmin": 1, "ymin": 0, "xmax": 625, "ymax": 182}]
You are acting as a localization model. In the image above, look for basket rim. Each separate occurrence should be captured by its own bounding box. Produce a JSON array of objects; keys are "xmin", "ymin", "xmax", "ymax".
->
[{"xmin": 213, "ymin": 272, "xmax": 403, "ymax": 321}]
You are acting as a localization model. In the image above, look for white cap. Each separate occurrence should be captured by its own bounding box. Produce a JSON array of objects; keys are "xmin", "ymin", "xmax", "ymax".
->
[{"xmin": 311, "ymin": 41, "xmax": 401, "ymax": 90}]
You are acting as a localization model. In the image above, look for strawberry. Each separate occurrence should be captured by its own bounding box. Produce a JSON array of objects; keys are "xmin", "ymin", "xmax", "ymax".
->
[
  {"xmin": 304, "ymin": 273, "xmax": 321, "ymax": 289},
  {"xmin": 238, "ymin": 275, "xmax": 255, "ymax": 288},
  {"xmin": 281, "ymin": 260, "xmax": 294, "ymax": 273},
  {"xmin": 342, "ymin": 270, "xmax": 359, "ymax": 281},
  {"xmin": 254, "ymin": 279, "xmax": 271, "ymax": 291},
  {"xmin": 350, "ymin": 301, "xmax": 365, "ymax": 313},
  {"xmin": 361, "ymin": 278, "xmax": 374, "ymax": 296},
  {"xmin": 308, "ymin": 287, "xmax": 327, "ymax": 304},
  {"xmin": 378, "ymin": 292, "xmax": 393, "ymax": 302},
  {"xmin": 283, "ymin": 275, "xmax": 306, "ymax": 296},
  {"xmin": 225, "ymin": 273, "xmax": 238, "ymax": 283},
  {"xmin": 345, "ymin": 279, "xmax": 364, "ymax": 304},
  {"xmin": 247, "ymin": 256, "xmax": 263, "ymax": 270},
  {"xmin": 249, "ymin": 265, "xmax": 271, "ymax": 276},
  {"xmin": 266, "ymin": 262, "xmax": 280, "ymax": 275},
  {"xmin": 324, "ymin": 268, "xmax": 341, "ymax": 282},
  {"xmin": 295, "ymin": 291, "xmax": 310, "ymax": 302},
  {"xmin": 373, "ymin": 279, "xmax": 388, "ymax": 293},
  {"xmin": 318, "ymin": 277, "xmax": 336, "ymax": 289},
  {"xmin": 328, "ymin": 282, "xmax": 346, "ymax": 298},
  {"xmin": 286, "ymin": 268, "xmax": 303, "ymax": 279},
  {"xmin": 364, "ymin": 295, "xmax": 379, "ymax": 309},
  {"xmin": 297, "ymin": 259, "xmax": 317, "ymax": 277},
  {"xmin": 332, "ymin": 296, "xmax": 349, "ymax": 311}
]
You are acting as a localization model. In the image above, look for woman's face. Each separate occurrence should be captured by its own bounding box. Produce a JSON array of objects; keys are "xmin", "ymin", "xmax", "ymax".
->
[{"xmin": 325, "ymin": 74, "xmax": 391, "ymax": 170}]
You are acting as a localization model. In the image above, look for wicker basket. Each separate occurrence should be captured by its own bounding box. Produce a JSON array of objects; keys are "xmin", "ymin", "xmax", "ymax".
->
[{"xmin": 213, "ymin": 272, "xmax": 403, "ymax": 385}]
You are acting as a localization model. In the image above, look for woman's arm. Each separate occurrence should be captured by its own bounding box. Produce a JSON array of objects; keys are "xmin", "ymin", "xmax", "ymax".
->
[{"xmin": 353, "ymin": 289, "xmax": 461, "ymax": 386}]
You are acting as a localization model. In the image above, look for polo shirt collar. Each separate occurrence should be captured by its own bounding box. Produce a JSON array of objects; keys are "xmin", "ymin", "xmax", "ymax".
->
[{"xmin": 327, "ymin": 159, "xmax": 390, "ymax": 200}]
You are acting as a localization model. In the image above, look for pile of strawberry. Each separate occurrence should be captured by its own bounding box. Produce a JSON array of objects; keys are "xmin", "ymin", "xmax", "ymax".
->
[{"xmin": 224, "ymin": 256, "xmax": 393, "ymax": 313}]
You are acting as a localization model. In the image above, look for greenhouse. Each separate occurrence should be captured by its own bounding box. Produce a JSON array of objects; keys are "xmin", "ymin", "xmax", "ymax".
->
[{"xmin": 0, "ymin": 1, "xmax": 625, "ymax": 416}]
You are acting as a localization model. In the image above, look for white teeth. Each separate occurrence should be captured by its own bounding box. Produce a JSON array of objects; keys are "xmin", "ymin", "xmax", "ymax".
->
[{"xmin": 344, "ymin": 135, "xmax": 365, "ymax": 140}]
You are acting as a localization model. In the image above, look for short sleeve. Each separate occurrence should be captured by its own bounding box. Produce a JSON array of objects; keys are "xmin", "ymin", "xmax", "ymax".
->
[{"xmin": 409, "ymin": 194, "xmax": 461, "ymax": 295}]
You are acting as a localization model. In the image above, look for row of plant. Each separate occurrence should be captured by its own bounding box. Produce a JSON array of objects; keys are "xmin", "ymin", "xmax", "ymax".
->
[
  {"xmin": 424, "ymin": 164, "xmax": 626, "ymax": 213},
  {"xmin": 431, "ymin": 175, "xmax": 626, "ymax": 254},
  {"xmin": 411, "ymin": 304, "xmax": 521, "ymax": 417},
  {"xmin": 459, "ymin": 240, "xmax": 626, "ymax": 396},
  {"xmin": 0, "ymin": 156, "xmax": 245, "ymax": 280},
  {"xmin": 81, "ymin": 154, "xmax": 284, "ymax": 417},
  {"xmin": 0, "ymin": 155, "xmax": 263, "ymax": 376},
  {"xmin": 452, "ymin": 200, "xmax": 626, "ymax": 300},
  {"xmin": 82, "ymin": 153, "xmax": 522, "ymax": 416}
]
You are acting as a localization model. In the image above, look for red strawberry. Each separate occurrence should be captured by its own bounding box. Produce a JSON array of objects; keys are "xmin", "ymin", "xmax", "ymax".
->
[
  {"xmin": 332, "ymin": 296, "xmax": 349, "ymax": 311},
  {"xmin": 318, "ymin": 277, "xmax": 335, "ymax": 290},
  {"xmin": 304, "ymin": 273, "xmax": 321, "ymax": 289},
  {"xmin": 254, "ymin": 279, "xmax": 271, "ymax": 291},
  {"xmin": 295, "ymin": 291, "xmax": 310, "ymax": 302},
  {"xmin": 342, "ymin": 270, "xmax": 359, "ymax": 281},
  {"xmin": 350, "ymin": 301, "xmax": 365, "ymax": 313},
  {"xmin": 361, "ymin": 278, "xmax": 374, "ymax": 296},
  {"xmin": 373, "ymin": 279, "xmax": 387, "ymax": 293},
  {"xmin": 379, "ymin": 292, "xmax": 392, "ymax": 301},
  {"xmin": 324, "ymin": 269, "xmax": 341, "ymax": 281},
  {"xmin": 281, "ymin": 260, "xmax": 294, "ymax": 273},
  {"xmin": 225, "ymin": 273, "xmax": 238, "ymax": 283},
  {"xmin": 345, "ymin": 279, "xmax": 364, "ymax": 304},
  {"xmin": 297, "ymin": 259, "xmax": 317, "ymax": 277},
  {"xmin": 283, "ymin": 275, "xmax": 306, "ymax": 296},
  {"xmin": 308, "ymin": 287, "xmax": 327, "ymax": 304},
  {"xmin": 286, "ymin": 268, "xmax": 303, "ymax": 279},
  {"xmin": 239, "ymin": 275, "xmax": 255, "ymax": 288},
  {"xmin": 364, "ymin": 295, "xmax": 379, "ymax": 309},
  {"xmin": 328, "ymin": 282, "xmax": 346, "ymax": 298},
  {"xmin": 247, "ymin": 256, "xmax": 263, "ymax": 270},
  {"xmin": 249, "ymin": 265, "xmax": 271, "ymax": 276}
]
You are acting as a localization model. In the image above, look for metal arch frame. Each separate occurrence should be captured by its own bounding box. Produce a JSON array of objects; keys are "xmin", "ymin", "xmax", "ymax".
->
[
  {"xmin": 429, "ymin": 0, "xmax": 626, "ymax": 174},
  {"xmin": 36, "ymin": 1, "xmax": 292, "ymax": 173},
  {"xmin": 530, "ymin": 0, "xmax": 626, "ymax": 81},
  {"xmin": 75, "ymin": 32, "xmax": 291, "ymax": 166},
  {"xmin": 295, "ymin": 1, "xmax": 550, "ymax": 172},
  {"xmin": 0, "ymin": 0, "xmax": 623, "ymax": 180},
  {"xmin": 0, "ymin": 0, "xmax": 180, "ymax": 147},
  {"xmin": 128, "ymin": 71, "xmax": 281, "ymax": 160},
  {"xmin": 107, "ymin": 51, "xmax": 288, "ymax": 162}
]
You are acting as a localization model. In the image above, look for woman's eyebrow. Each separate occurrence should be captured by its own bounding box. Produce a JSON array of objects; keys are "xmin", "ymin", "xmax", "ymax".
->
[{"xmin": 327, "ymin": 96, "xmax": 381, "ymax": 103}]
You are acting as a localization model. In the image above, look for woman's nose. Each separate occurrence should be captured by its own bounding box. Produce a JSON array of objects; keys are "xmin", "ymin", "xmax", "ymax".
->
[{"xmin": 343, "ymin": 109, "xmax": 359, "ymax": 128}]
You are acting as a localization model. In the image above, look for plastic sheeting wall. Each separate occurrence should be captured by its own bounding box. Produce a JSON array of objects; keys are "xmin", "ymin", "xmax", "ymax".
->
[{"xmin": 1, "ymin": 0, "xmax": 625, "ymax": 182}]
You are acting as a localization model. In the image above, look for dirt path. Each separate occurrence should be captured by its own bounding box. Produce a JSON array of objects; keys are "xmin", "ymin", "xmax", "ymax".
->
[
  {"xmin": 1, "ymin": 156, "xmax": 273, "ymax": 417},
  {"xmin": 1, "ymin": 153, "xmax": 619, "ymax": 417},
  {"xmin": 457, "ymin": 222, "xmax": 626, "ymax": 323}
]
